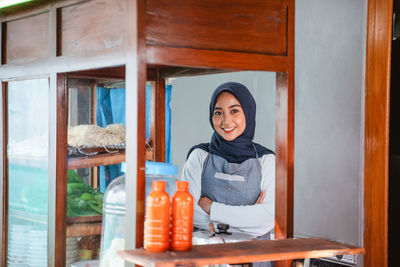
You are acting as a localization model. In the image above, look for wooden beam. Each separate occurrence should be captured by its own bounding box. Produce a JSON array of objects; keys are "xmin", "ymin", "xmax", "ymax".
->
[
  {"xmin": 68, "ymin": 66, "xmax": 126, "ymax": 80},
  {"xmin": 274, "ymin": 1, "xmax": 294, "ymax": 265},
  {"xmin": 364, "ymin": 0, "xmax": 393, "ymax": 267},
  {"xmin": 67, "ymin": 152, "xmax": 125, "ymax": 170},
  {"xmin": 55, "ymin": 73, "xmax": 68, "ymax": 267},
  {"xmin": 154, "ymin": 72, "xmax": 165, "ymax": 162},
  {"xmin": 66, "ymin": 222, "xmax": 102, "ymax": 237},
  {"xmin": 275, "ymin": 72, "xmax": 294, "ymax": 242},
  {"xmin": 146, "ymin": 45, "xmax": 289, "ymax": 73},
  {"xmin": 136, "ymin": 0, "xmax": 147, "ymax": 249},
  {"xmin": 1, "ymin": 22, "xmax": 6, "ymax": 65}
]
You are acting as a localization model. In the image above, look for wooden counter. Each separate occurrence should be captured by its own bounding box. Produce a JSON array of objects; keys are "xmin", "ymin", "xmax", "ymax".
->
[{"xmin": 119, "ymin": 238, "xmax": 364, "ymax": 267}]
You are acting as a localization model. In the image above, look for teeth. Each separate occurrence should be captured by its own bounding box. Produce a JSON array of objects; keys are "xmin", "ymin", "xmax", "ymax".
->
[{"xmin": 223, "ymin": 127, "xmax": 234, "ymax": 131}]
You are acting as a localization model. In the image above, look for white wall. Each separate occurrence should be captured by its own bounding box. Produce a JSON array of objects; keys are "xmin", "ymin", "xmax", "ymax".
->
[
  {"xmin": 170, "ymin": 71, "xmax": 276, "ymax": 177},
  {"xmin": 294, "ymin": 0, "xmax": 365, "ymax": 249}
]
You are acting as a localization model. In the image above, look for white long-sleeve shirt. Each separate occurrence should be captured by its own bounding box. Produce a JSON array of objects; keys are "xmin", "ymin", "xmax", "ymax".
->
[{"xmin": 181, "ymin": 148, "xmax": 275, "ymax": 237}]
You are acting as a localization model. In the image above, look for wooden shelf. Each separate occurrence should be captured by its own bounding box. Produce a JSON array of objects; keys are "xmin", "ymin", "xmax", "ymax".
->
[
  {"xmin": 67, "ymin": 149, "xmax": 154, "ymax": 169},
  {"xmin": 66, "ymin": 222, "xmax": 102, "ymax": 237},
  {"xmin": 119, "ymin": 238, "xmax": 365, "ymax": 267},
  {"xmin": 68, "ymin": 152, "xmax": 125, "ymax": 169},
  {"xmin": 67, "ymin": 215, "xmax": 102, "ymax": 224}
]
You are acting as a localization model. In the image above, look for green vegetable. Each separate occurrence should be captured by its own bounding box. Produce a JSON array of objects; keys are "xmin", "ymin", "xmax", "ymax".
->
[
  {"xmin": 66, "ymin": 170, "xmax": 104, "ymax": 217},
  {"xmin": 67, "ymin": 170, "xmax": 84, "ymax": 183},
  {"xmin": 80, "ymin": 192, "xmax": 94, "ymax": 201}
]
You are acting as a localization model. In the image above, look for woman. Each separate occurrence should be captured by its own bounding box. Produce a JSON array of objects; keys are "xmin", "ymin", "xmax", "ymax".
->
[{"xmin": 181, "ymin": 82, "xmax": 275, "ymax": 265}]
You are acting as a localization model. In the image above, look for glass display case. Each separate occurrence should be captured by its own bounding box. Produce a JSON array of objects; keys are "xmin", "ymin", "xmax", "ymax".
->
[
  {"xmin": 65, "ymin": 75, "xmax": 127, "ymax": 265},
  {"xmin": 63, "ymin": 68, "xmax": 162, "ymax": 265}
]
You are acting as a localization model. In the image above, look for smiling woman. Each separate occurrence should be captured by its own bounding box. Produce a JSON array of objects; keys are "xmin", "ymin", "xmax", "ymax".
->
[{"xmin": 180, "ymin": 80, "xmax": 275, "ymax": 267}]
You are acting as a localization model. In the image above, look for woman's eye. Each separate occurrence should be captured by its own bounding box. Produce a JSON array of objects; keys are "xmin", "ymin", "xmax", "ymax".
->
[
  {"xmin": 232, "ymin": 109, "xmax": 240, "ymax": 114},
  {"xmin": 214, "ymin": 111, "xmax": 222, "ymax": 116}
]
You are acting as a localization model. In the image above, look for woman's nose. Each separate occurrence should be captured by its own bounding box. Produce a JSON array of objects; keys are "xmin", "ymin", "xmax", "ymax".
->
[{"xmin": 222, "ymin": 113, "xmax": 232, "ymax": 124}]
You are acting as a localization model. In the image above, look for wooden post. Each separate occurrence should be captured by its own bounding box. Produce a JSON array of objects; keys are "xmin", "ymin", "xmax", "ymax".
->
[
  {"xmin": 364, "ymin": 0, "xmax": 393, "ymax": 266},
  {"xmin": 274, "ymin": 1, "xmax": 295, "ymax": 265},
  {"xmin": 154, "ymin": 71, "xmax": 165, "ymax": 162},
  {"xmin": 135, "ymin": 0, "xmax": 147, "ymax": 249},
  {"xmin": 55, "ymin": 73, "xmax": 68, "ymax": 267},
  {"xmin": 275, "ymin": 72, "xmax": 294, "ymax": 241}
]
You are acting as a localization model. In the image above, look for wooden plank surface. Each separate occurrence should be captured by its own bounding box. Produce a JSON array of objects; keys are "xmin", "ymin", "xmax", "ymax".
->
[
  {"xmin": 147, "ymin": 46, "xmax": 289, "ymax": 72},
  {"xmin": 146, "ymin": 0, "xmax": 287, "ymax": 55},
  {"xmin": 119, "ymin": 238, "xmax": 364, "ymax": 267},
  {"xmin": 364, "ymin": 0, "xmax": 392, "ymax": 266},
  {"xmin": 66, "ymin": 222, "xmax": 102, "ymax": 237},
  {"xmin": 59, "ymin": 0, "xmax": 127, "ymax": 56},
  {"xmin": 4, "ymin": 12, "xmax": 49, "ymax": 64},
  {"xmin": 67, "ymin": 152, "xmax": 125, "ymax": 169}
]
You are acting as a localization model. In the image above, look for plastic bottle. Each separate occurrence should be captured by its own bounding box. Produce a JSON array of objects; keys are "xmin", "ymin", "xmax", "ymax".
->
[
  {"xmin": 144, "ymin": 181, "xmax": 170, "ymax": 252},
  {"xmin": 171, "ymin": 181, "xmax": 194, "ymax": 251}
]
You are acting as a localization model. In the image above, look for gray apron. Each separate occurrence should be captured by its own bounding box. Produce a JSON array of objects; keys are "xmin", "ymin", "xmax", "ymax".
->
[{"xmin": 201, "ymin": 152, "xmax": 272, "ymax": 267}]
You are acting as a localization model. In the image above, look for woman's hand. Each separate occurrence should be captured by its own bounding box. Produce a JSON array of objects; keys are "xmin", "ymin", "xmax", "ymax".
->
[
  {"xmin": 198, "ymin": 197, "xmax": 213, "ymax": 214},
  {"xmin": 255, "ymin": 190, "xmax": 266, "ymax": 204}
]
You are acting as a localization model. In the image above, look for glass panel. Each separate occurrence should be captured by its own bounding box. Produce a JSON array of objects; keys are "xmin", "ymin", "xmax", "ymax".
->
[{"xmin": 7, "ymin": 78, "xmax": 49, "ymax": 267}]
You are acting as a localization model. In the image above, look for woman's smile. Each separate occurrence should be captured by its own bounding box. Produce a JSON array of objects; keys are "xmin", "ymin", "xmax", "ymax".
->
[
  {"xmin": 212, "ymin": 92, "xmax": 246, "ymax": 141},
  {"xmin": 222, "ymin": 126, "xmax": 234, "ymax": 132}
]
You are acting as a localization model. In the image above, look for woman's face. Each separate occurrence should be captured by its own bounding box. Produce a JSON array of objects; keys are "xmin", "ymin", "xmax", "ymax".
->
[{"xmin": 212, "ymin": 92, "xmax": 246, "ymax": 141}]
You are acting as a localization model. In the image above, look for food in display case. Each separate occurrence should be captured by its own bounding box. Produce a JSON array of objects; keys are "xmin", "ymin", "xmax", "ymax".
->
[
  {"xmin": 78, "ymin": 235, "xmax": 101, "ymax": 260},
  {"xmin": 68, "ymin": 124, "xmax": 125, "ymax": 156},
  {"xmin": 67, "ymin": 170, "xmax": 104, "ymax": 217}
]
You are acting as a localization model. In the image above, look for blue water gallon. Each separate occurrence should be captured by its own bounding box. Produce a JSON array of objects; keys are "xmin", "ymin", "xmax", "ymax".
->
[{"xmin": 145, "ymin": 161, "xmax": 178, "ymax": 198}]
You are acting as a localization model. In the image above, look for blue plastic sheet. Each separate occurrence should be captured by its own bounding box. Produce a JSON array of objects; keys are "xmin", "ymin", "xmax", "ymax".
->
[
  {"xmin": 146, "ymin": 83, "xmax": 152, "ymax": 139},
  {"xmin": 165, "ymin": 84, "xmax": 172, "ymax": 163},
  {"xmin": 97, "ymin": 87, "xmax": 125, "ymax": 192}
]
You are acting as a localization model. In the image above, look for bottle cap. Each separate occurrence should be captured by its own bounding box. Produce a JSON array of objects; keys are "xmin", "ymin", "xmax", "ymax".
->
[
  {"xmin": 176, "ymin": 181, "xmax": 189, "ymax": 191},
  {"xmin": 152, "ymin": 180, "xmax": 166, "ymax": 191}
]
